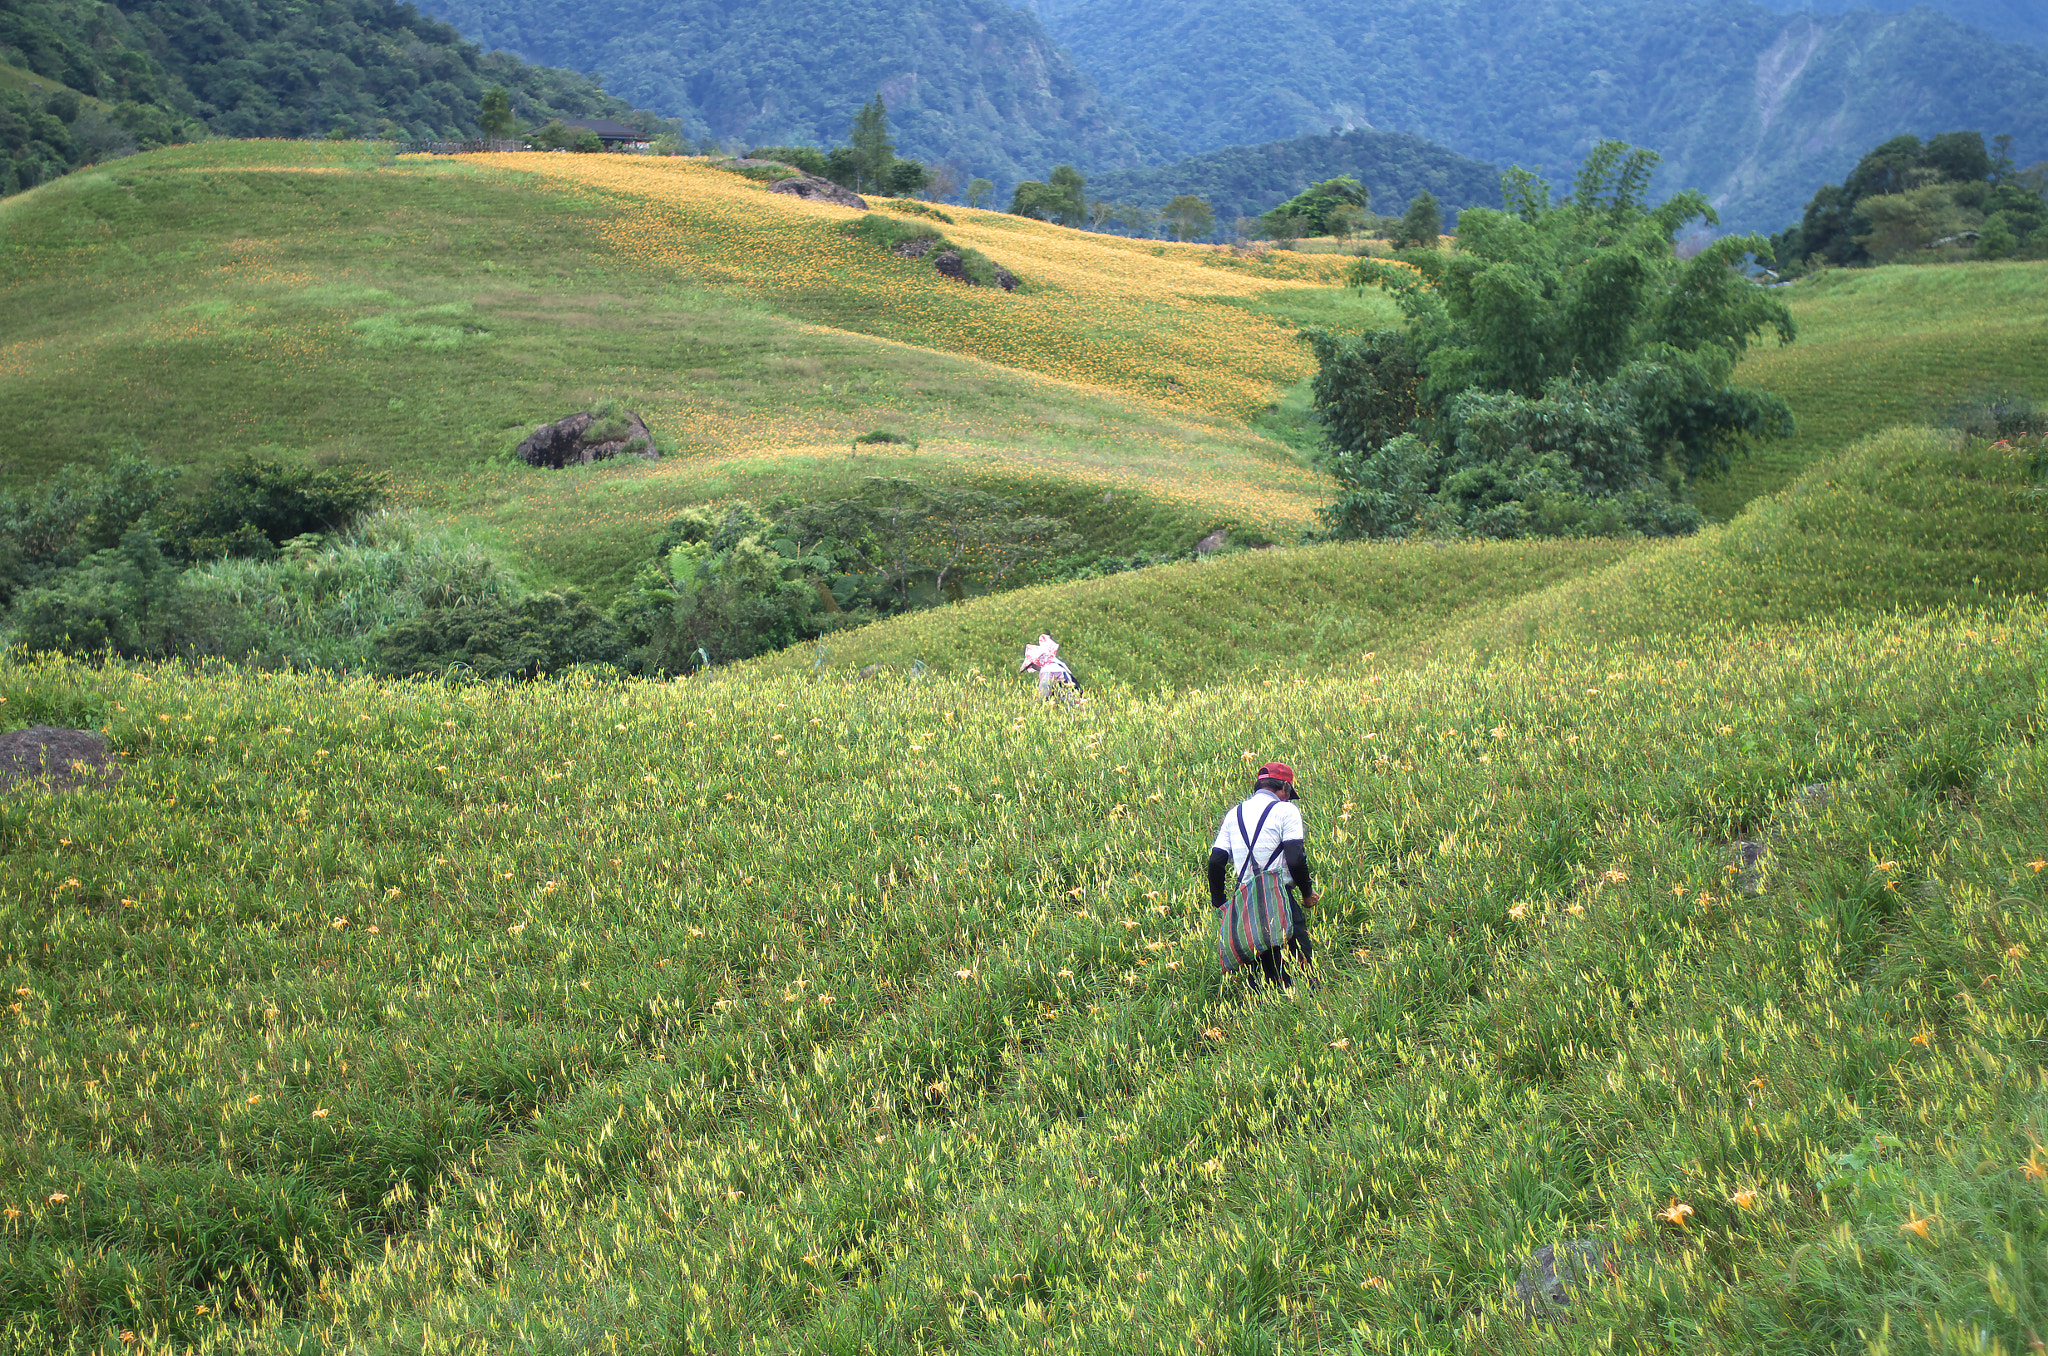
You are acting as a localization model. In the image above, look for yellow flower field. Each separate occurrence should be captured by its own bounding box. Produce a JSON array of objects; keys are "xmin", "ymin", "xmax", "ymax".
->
[{"xmin": 456, "ymin": 154, "xmax": 1351, "ymax": 420}]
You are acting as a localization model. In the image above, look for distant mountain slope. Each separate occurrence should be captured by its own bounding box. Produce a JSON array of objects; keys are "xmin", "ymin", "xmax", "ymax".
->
[
  {"xmin": 411, "ymin": 0, "xmax": 1169, "ymax": 186},
  {"xmin": 1, "ymin": 0, "xmax": 653, "ymax": 194},
  {"xmin": 1745, "ymin": 0, "xmax": 2047, "ymax": 50},
  {"xmin": 1030, "ymin": 0, "xmax": 2048, "ymax": 234},
  {"xmin": 1085, "ymin": 129, "xmax": 1502, "ymax": 228}
]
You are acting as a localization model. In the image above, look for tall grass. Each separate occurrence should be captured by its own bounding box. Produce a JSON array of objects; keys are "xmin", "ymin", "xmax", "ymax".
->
[{"xmin": 1, "ymin": 598, "xmax": 2043, "ymax": 1354}]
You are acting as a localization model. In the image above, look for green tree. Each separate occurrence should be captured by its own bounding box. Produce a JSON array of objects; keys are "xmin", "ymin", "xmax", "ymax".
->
[
  {"xmin": 966, "ymin": 177, "xmax": 994, "ymax": 209},
  {"xmin": 1256, "ymin": 176, "xmax": 1367, "ymax": 237},
  {"xmin": 1162, "ymin": 194, "xmax": 1214, "ymax": 241},
  {"xmin": 479, "ymin": 86, "xmax": 516, "ymax": 140},
  {"xmin": 1393, "ymin": 191, "xmax": 1441, "ymax": 248},
  {"xmin": 1314, "ymin": 142, "xmax": 1795, "ymax": 540},
  {"xmin": 848, "ymin": 93, "xmax": 895, "ymax": 193},
  {"xmin": 1047, "ymin": 164, "xmax": 1087, "ymax": 226},
  {"xmin": 1008, "ymin": 180, "xmax": 1065, "ymax": 221}
]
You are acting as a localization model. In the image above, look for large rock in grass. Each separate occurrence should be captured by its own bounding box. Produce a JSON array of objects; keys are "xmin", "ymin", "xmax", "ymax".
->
[
  {"xmin": 0, "ymin": 726, "xmax": 121, "ymax": 794},
  {"xmin": 516, "ymin": 411, "xmax": 659, "ymax": 469},
  {"xmin": 768, "ymin": 175, "xmax": 867, "ymax": 210}
]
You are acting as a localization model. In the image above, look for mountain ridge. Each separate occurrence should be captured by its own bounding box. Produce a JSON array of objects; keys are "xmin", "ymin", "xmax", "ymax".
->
[{"xmin": 1029, "ymin": 0, "xmax": 2048, "ymax": 234}]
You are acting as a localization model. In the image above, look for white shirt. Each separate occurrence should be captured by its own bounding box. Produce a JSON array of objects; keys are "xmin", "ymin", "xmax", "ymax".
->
[{"xmin": 1212, "ymin": 790, "xmax": 1304, "ymax": 887}]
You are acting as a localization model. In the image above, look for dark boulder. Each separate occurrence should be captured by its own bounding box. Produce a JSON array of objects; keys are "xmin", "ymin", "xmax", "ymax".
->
[
  {"xmin": 769, "ymin": 176, "xmax": 867, "ymax": 210},
  {"xmin": 1195, "ymin": 528, "xmax": 1229, "ymax": 555},
  {"xmin": 0, "ymin": 726, "xmax": 121, "ymax": 794},
  {"xmin": 516, "ymin": 411, "xmax": 659, "ymax": 469},
  {"xmin": 893, "ymin": 236, "xmax": 938, "ymax": 258}
]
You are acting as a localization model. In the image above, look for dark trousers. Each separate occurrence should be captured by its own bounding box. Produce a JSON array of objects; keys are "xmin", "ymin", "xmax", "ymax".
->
[{"xmin": 1244, "ymin": 891, "xmax": 1314, "ymax": 991}]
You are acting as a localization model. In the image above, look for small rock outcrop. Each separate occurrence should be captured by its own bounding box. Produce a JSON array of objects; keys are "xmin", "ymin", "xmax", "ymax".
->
[
  {"xmin": 516, "ymin": 411, "xmax": 659, "ymax": 469},
  {"xmin": 932, "ymin": 250, "xmax": 1019, "ymax": 290},
  {"xmin": 0, "ymin": 726, "xmax": 121, "ymax": 795},
  {"xmin": 893, "ymin": 236, "xmax": 938, "ymax": 258},
  {"xmin": 769, "ymin": 176, "xmax": 867, "ymax": 210},
  {"xmin": 1195, "ymin": 528, "xmax": 1229, "ymax": 555},
  {"xmin": 1514, "ymin": 1238, "xmax": 1618, "ymax": 1317}
]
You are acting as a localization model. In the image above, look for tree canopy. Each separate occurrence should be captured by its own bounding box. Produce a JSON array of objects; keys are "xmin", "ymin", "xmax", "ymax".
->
[
  {"xmin": 1256, "ymin": 175, "xmax": 1366, "ymax": 238},
  {"xmin": 1772, "ymin": 130, "xmax": 2048, "ymax": 268},
  {"xmin": 1312, "ymin": 142, "xmax": 1796, "ymax": 542}
]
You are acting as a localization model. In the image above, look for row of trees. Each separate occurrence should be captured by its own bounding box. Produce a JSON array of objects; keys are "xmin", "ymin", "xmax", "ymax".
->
[
  {"xmin": 1310, "ymin": 143, "xmax": 1795, "ymax": 542},
  {"xmin": 1772, "ymin": 130, "xmax": 2048, "ymax": 269}
]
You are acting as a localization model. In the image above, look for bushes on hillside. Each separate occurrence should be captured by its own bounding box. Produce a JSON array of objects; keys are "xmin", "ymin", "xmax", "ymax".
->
[
  {"xmin": 1310, "ymin": 143, "xmax": 1793, "ymax": 542},
  {"xmin": 611, "ymin": 486, "xmax": 1080, "ymax": 673},
  {"xmin": 1772, "ymin": 131, "xmax": 2048, "ymax": 270}
]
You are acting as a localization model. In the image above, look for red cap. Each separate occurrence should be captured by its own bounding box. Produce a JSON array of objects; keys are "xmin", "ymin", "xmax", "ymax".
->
[{"xmin": 1255, "ymin": 762, "xmax": 1301, "ymax": 798}]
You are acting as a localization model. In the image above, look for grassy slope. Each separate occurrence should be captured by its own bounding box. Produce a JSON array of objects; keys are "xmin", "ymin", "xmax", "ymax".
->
[
  {"xmin": 1705, "ymin": 262, "xmax": 2048, "ymax": 518},
  {"xmin": 747, "ymin": 425, "xmax": 2048, "ymax": 689},
  {"xmin": 0, "ymin": 143, "xmax": 1376, "ymax": 598},
  {"xmin": 2, "ymin": 568, "xmax": 2044, "ymax": 1353},
  {"xmin": 6, "ymin": 145, "xmax": 2048, "ymax": 1354}
]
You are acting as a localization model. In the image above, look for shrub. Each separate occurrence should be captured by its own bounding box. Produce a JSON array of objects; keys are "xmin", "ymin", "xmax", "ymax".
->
[
  {"xmin": 374, "ymin": 590, "xmax": 626, "ymax": 680},
  {"xmin": 161, "ymin": 455, "xmax": 387, "ymax": 562}
]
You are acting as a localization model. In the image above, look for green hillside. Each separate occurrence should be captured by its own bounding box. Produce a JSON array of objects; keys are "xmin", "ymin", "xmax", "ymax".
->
[
  {"xmin": 3, "ymin": 451, "xmax": 2045, "ymax": 1348},
  {"xmin": 5, "ymin": 138, "xmax": 2048, "ymax": 1354},
  {"xmin": 1033, "ymin": 0, "xmax": 2048, "ymax": 235},
  {"xmin": 0, "ymin": 144, "xmax": 1362, "ymax": 600},
  {"xmin": 0, "ymin": 0, "xmax": 658, "ymax": 195}
]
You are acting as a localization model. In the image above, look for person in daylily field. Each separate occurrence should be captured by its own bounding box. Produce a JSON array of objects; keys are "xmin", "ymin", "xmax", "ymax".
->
[
  {"xmin": 1020, "ymin": 633, "xmax": 1083, "ymax": 701},
  {"xmin": 1210, "ymin": 760, "xmax": 1320, "ymax": 991}
]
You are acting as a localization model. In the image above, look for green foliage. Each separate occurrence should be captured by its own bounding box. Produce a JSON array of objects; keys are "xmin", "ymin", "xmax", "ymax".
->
[
  {"xmin": 846, "ymin": 93, "xmax": 895, "ymax": 193},
  {"xmin": 374, "ymin": 589, "xmax": 626, "ymax": 680},
  {"xmin": 1256, "ymin": 175, "xmax": 1366, "ymax": 239},
  {"xmin": 479, "ymin": 85, "xmax": 515, "ymax": 140},
  {"xmin": 160, "ymin": 456, "xmax": 388, "ymax": 563},
  {"xmin": 1162, "ymin": 193, "xmax": 1215, "ymax": 241},
  {"xmin": 1391, "ymin": 190, "xmax": 1441, "ymax": 248},
  {"xmin": 0, "ymin": 0, "xmax": 664, "ymax": 191},
  {"xmin": 610, "ymin": 487, "xmax": 1080, "ymax": 673},
  {"xmin": 1009, "ymin": 165, "xmax": 1087, "ymax": 226},
  {"xmin": 1314, "ymin": 144, "xmax": 1797, "ymax": 540},
  {"xmin": 530, "ymin": 119, "xmax": 603, "ymax": 152},
  {"xmin": 0, "ymin": 455, "xmax": 178, "ymax": 604},
  {"xmin": 965, "ymin": 176, "xmax": 994, "ymax": 209},
  {"xmin": 1773, "ymin": 131, "xmax": 2048, "ymax": 270},
  {"xmin": 746, "ymin": 144, "xmax": 829, "ymax": 176},
  {"xmin": 1317, "ymin": 377, "xmax": 1708, "ymax": 541}
]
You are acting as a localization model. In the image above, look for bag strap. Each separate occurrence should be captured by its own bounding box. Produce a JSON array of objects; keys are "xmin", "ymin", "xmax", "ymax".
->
[{"xmin": 1234, "ymin": 798, "xmax": 1281, "ymax": 876}]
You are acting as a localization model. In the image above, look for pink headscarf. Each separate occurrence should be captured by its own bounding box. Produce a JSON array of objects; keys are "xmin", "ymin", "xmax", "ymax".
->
[{"xmin": 1020, "ymin": 634, "xmax": 1060, "ymax": 670}]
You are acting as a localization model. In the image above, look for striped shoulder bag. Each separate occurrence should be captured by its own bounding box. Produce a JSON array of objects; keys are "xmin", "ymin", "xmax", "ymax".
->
[{"xmin": 1219, "ymin": 799, "xmax": 1295, "ymax": 977}]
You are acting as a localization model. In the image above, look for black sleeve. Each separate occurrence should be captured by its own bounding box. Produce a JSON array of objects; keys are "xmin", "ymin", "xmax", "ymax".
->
[
  {"xmin": 1282, "ymin": 839, "xmax": 1314, "ymax": 900},
  {"xmin": 1208, "ymin": 847, "xmax": 1231, "ymax": 908}
]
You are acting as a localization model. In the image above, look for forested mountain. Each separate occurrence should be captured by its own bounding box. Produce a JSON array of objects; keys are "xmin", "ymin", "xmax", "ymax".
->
[
  {"xmin": 1028, "ymin": 0, "xmax": 2048, "ymax": 234},
  {"xmin": 2, "ymin": 0, "xmax": 653, "ymax": 195},
  {"xmin": 1744, "ymin": 0, "xmax": 2047, "ymax": 51},
  {"xmin": 1086, "ymin": 129, "xmax": 1502, "ymax": 230},
  {"xmin": 410, "ymin": 0, "xmax": 1169, "ymax": 186}
]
